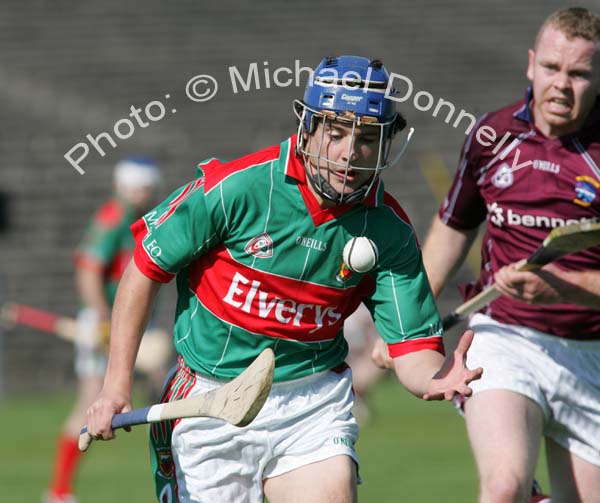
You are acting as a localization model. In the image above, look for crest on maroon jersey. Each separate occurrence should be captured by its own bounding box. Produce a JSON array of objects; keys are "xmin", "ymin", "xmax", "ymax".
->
[
  {"xmin": 492, "ymin": 163, "xmax": 514, "ymax": 189},
  {"xmin": 573, "ymin": 175, "xmax": 599, "ymax": 207}
]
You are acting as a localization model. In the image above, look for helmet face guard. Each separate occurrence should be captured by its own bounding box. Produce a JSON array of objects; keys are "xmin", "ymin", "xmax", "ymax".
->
[{"xmin": 295, "ymin": 56, "xmax": 412, "ymax": 205}]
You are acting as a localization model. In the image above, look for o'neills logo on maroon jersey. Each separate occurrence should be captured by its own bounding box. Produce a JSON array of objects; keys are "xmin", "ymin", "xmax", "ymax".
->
[
  {"xmin": 190, "ymin": 248, "xmax": 362, "ymax": 342},
  {"xmin": 244, "ymin": 232, "xmax": 273, "ymax": 258}
]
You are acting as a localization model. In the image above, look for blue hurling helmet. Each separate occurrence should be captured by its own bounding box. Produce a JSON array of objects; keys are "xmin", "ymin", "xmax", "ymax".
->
[{"xmin": 294, "ymin": 56, "xmax": 412, "ymax": 205}]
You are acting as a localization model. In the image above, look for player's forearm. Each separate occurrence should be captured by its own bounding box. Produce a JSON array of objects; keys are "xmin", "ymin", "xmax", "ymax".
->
[
  {"xmin": 545, "ymin": 267, "xmax": 600, "ymax": 308},
  {"xmin": 75, "ymin": 267, "xmax": 111, "ymax": 318},
  {"xmin": 103, "ymin": 260, "xmax": 162, "ymax": 392},
  {"xmin": 392, "ymin": 349, "xmax": 446, "ymax": 398},
  {"xmin": 422, "ymin": 216, "xmax": 478, "ymax": 298}
]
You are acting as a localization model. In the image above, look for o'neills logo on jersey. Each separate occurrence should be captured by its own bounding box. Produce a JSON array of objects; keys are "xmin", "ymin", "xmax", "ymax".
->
[
  {"xmin": 487, "ymin": 202, "xmax": 593, "ymax": 229},
  {"xmin": 244, "ymin": 232, "xmax": 273, "ymax": 258},
  {"xmin": 223, "ymin": 271, "xmax": 343, "ymax": 335},
  {"xmin": 295, "ymin": 235, "xmax": 328, "ymax": 252}
]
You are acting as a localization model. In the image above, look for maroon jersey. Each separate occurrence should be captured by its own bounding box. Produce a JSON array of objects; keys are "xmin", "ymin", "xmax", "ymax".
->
[{"xmin": 440, "ymin": 88, "xmax": 600, "ymax": 340}]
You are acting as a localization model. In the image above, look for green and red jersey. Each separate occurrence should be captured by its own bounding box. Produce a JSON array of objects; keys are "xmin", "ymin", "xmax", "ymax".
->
[
  {"xmin": 74, "ymin": 198, "xmax": 136, "ymax": 305},
  {"xmin": 132, "ymin": 136, "xmax": 442, "ymax": 382}
]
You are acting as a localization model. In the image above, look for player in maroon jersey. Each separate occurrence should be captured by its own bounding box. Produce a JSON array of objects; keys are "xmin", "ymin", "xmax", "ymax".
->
[
  {"xmin": 423, "ymin": 8, "xmax": 600, "ymax": 503},
  {"xmin": 44, "ymin": 157, "xmax": 161, "ymax": 503}
]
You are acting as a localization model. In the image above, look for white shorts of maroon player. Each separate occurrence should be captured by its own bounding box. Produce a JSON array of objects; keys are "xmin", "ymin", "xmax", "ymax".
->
[
  {"xmin": 171, "ymin": 366, "xmax": 359, "ymax": 503},
  {"xmin": 466, "ymin": 313, "xmax": 600, "ymax": 467}
]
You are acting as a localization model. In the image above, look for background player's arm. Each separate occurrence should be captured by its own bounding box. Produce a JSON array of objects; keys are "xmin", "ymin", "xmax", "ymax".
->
[
  {"xmin": 86, "ymin": 259, "xmax": 161, "ymax": 440},
  {"xmin": 422, "ymin": 215, "xmax": 478, "ymax": 298},
  {"xmin": 75, "ymin": 265, "xmax": 111, "ymax": 319}
]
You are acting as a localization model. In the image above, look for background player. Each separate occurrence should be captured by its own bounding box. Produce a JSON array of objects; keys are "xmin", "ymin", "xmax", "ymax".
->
[
  {"xmin": 85, "ymin": 55, "xmax": 482, "ymax": 503},
  {"xmin": 422, "ymin": 8, "xmax": 600, "ymax": 503},
  {"xmin": 44, "ymin": 157, "xmax": 162, "ymax": 503},
  {"xmin": 344, "ymin": 303, "xmax": 387, "ymax": 422}
]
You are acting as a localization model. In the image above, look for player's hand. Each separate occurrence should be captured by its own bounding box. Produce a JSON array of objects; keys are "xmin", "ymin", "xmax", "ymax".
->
[
  {"xmin": 494, "ymin": 260, "xmax": 562, "ymax": 304},
  {"xmin": 371, "ymin": 338, "xmax": 393, "ymax": 369},
  {"xmin": 98, "ymin": 318, "xmax": 111, "ymax": 351},
  {"xmin": 423, "ymin": 330, "xmax": 483, "ymax": 401},
  {"xmin": 86, "ymin": 388, "xmax": 132, "ymax": 441}
]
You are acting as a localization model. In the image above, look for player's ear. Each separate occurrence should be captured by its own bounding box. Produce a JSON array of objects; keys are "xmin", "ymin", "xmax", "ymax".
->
[{"xmin": 526, "ymin": 49, "xmax": 535, "ymax": 82}]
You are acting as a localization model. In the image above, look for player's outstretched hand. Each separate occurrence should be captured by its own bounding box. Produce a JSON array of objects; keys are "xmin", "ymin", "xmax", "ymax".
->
[
  {"xmin": 86, "ymin": 389, "xmax": 133, "ymax": 441},
  {"xmin": 422, "ymin": 329, "xmax": 483, "ymax": 401}
]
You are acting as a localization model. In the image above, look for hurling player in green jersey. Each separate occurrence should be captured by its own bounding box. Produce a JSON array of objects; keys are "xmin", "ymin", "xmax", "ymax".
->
[
  {"xmin": 86, "ymin": 56, "xmax": 482, "ymax": 503},
  {"xmin": 44, "ymin": 157, "xmax": 161, "ymax": 503}
]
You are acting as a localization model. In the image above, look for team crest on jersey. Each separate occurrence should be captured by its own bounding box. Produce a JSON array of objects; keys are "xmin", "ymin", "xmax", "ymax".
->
[
  {"xmin": 573, "ymin": 175, "xmax": 599, "ymax": 207},
  {"xmin": 156, "ymin": 447, "xmax": 174, "ymax": 478},
  {"xmin": 336, "ymin": 262, "xmax": 353, "ymax": 283},
  {"xmin": 492, "ymin": 163, "xmax": 514, "ymax": 189},
  {"xmin": 244, "ymin": 232, "xmax": 273, "ymax": 258}
]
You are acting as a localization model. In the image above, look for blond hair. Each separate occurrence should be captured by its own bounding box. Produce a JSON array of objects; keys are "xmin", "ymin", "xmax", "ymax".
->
[{"xmin": 535, "ymin": 7, "xmax": 600, "ymax": 48}]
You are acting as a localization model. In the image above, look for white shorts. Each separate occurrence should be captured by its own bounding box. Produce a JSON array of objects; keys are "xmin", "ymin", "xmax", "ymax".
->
[
  {"xmin": 467, "ymin": 313, "xmax": 600, "ymax": 467},
  {"xmin": 74, "ymin": 308, "xmax": 107, "ymax": 378},
  {"xmin": 171, "ymin": 366, "xmax": 359, "ymax": 503}
]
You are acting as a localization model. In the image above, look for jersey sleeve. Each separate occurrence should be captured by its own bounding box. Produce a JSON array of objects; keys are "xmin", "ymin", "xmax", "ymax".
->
[
  {"xmin": 131, "ymin": 176, "xmax": 224, "ymax": 282},
  {"xmin": 438, "ymin": 117, "xmax": 488, "ymax": 230},
  {"xmin": 363, "ymin": 195, "xmax": 443, "ymax": 357},
  {"xmin": 365, "ymin": 230, "xmax": 443, "ymax": 358}
]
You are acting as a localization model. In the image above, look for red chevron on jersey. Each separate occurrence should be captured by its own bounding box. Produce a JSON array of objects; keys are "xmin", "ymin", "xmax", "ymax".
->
[
  {"xmin": 203, "ymin": 145, "xmax": 280, "ymax": 193},
  {"xmin": 155, "ymin": 178, "xmax": 205, "ymax": 228},
  {"xmin": 190, "ymin": 247, "xmax": 368, "ymax": 342}
]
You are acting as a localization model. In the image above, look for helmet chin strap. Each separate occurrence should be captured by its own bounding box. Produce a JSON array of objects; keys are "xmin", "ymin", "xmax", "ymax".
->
[
  {"xmin": 309, "ymin": 173, "xmax": 368, "ymax": 205},
  {"xmin": 299, "ymin": 151, "xmax": 371, "ymax": 205}
]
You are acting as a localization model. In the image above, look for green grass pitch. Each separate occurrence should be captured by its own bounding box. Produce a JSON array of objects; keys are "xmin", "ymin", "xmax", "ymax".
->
[{"xmin": 0, "ymin": 377, "xmax": 549, "ymax": 502}]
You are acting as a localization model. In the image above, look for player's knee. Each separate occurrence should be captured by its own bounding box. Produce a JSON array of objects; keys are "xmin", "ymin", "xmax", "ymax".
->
[{"xmin": 480, "ymin": 471, "xmax": 530, "ymax": 503}]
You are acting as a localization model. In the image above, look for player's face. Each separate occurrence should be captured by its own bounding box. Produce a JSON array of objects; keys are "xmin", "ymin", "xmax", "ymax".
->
[
  {"xmin": 304, "ymin": 119, "xmax": 380, "ymax": 205},
  {"xmin": 527, "ymin": 27, "xmax": 600, "ymax": 138},
  {"xmin": 117, "ymin": 185, "xmax": 155, "ymax": 213}
]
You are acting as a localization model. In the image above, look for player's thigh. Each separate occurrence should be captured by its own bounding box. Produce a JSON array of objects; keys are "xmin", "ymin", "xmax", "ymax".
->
[
  {"xmin": 546, "ymin": 437, "xmax": 600, "ymax": 503},
  {"xmin": 264, "ymin": 454, "xmax": 357, "ymax": 503},
  {"xmin": 465, "ymin": 389, "xmax": 544, "ymax": 479}
]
